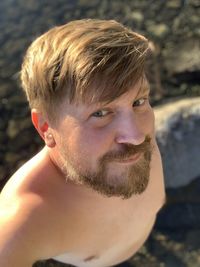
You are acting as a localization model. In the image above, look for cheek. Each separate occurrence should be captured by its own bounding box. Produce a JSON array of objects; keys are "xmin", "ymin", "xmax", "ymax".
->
[
  {"xmin": 139, "ymin": 108, "xmax": 155, "ymax": 135},
  {"xmin": 70, "ymin": 126, "xmax": 114, "ymax": 169},
  {"xmin": 55, "ymin": 120, "xmax": 82, "ymax": 159},
  {"xmin": 78, "ymin": 127, "xmax": 113, "ymax": 155}
]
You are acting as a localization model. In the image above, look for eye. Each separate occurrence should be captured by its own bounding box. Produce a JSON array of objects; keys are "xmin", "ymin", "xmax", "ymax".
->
[
  {"xmin": 133, "ymin": 98, "xmax": 147, "ymax": 107},
  {"xmin": 91, "ymin": 110, "xmax": 109, "ymax": 118}
]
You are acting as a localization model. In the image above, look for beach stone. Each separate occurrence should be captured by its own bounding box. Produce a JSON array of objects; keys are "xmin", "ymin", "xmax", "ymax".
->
[
  {"xmin": 5, "ymin": 152, "xmax": 21, "ymax": 163},
  {"xmin": 78, "ymin": 0, "xmax": 99, "ymax": 7},
  {"xmin": 0, "ymin": 83, "xmax": 13, "ymax": 98},
  {"xmin": 0, "ymin": 166, "xmax": 7, "ymax": 182},
  {"xmin": 166, "ymin": 0, "xmax": 182, "ymax": 8},
  {"xmin": 0, "ymin": 117, "xmax": 7, "ymax": 130},
  {"xmin": 7, "ymin": 129, "xmax": 35, "ymax": 152},
  {"xmin": 0, "ymin": 131, "xmax": 7, "ymax": 143},
  {"xmin": 129, "ymin": 11, "xmax": 144, "ymax": 24},
  {"xmin": 8, "ymin": 93, "xmax": 27, "ymax": 106},
  {"xmin": 147, "ymin": 23, "xmax": 169, "ymax": 38},
  {"xmin": 188, "ymin": 0, "xmax": 200, "ymax": 7},
  {"xmin": 163, "ymin": 39, "xmax": 200, "ymax": 75},
  {"xmin": 156, "ymin": 202, "xmax": 200, "ymax": 229},
  {"xmin": 155, "ymin": 97, "xmax": 200, "ymax": 188},
  {"xmin": 7, "ymin": 118, "xmax": 32, "ymax": 138}
]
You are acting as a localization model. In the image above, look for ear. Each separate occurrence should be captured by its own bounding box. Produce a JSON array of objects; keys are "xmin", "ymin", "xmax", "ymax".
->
[{"xmin": 31, "ymin": 109, "xmax": 56, "ymax": 148}]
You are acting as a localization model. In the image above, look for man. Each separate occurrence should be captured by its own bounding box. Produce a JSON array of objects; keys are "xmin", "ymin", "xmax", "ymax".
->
[{"xmin": 0, "ymin": 19, "xmax": 165, "ymax": 267}]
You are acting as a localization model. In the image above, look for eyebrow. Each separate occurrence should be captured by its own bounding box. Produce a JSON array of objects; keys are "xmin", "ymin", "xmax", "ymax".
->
[
  {"xmin": 141, "ymin": 82, "xmax": 150, "ymax": 94},
  {"xmin": 87, "ymin": 81, "xmax": 151, "ymax": 109},
  {"xmin": 135, "ymin": 83, "xmax": 150, "ymax": 99}
]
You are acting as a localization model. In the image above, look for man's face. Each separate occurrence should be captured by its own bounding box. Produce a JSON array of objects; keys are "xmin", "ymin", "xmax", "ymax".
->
[{"xmin": 52, "ymin": 79, "xmax": 155, "ymax": 199}]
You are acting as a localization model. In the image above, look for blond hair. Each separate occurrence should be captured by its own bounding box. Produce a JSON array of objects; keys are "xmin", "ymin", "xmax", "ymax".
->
[{"xmin": 21, "ymin": 19, "xmax": 149, "ymax": 121}]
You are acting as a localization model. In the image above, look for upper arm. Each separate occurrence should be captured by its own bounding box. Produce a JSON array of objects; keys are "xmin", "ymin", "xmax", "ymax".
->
[
  {"xmin": 0, "ymin": 200, "xmax": 36, "ymax": 266},
  {"xmin": 0, "ymin": 194, "xmax": 59, "ymax": 267}
]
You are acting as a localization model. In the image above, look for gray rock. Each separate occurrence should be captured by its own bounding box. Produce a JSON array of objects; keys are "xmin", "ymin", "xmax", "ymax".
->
[
  {"xmin": 163, "ymin": 39, "xmax": 200, "ymax": 74},
  {"xmin": 154, "ymin": 97, "xmax": 200, "ymax": 188}
]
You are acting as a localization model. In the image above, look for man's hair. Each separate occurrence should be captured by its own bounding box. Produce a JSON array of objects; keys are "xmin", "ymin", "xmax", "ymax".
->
[{"xmin": 21, "ymin": 19, "xmax": 150, "ymax": 121}]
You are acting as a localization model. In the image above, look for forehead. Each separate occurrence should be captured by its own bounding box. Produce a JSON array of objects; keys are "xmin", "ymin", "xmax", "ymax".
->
[{"xmin": 86, "ymin": 77, "xmax": 150, "ymax": 104}]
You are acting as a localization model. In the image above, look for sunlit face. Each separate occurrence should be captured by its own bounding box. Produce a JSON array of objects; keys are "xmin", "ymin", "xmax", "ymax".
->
[{"xmin": 52, "ymin": 79, "xmax": 155, "ymax": 199}]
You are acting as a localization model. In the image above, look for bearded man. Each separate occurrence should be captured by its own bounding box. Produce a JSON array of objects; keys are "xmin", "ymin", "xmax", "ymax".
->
[{"xmin": 0, "ymin": 19, "xmax": 165, "ymax": 267}]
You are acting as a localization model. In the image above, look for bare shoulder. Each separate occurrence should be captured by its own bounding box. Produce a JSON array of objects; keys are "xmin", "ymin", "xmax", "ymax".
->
[
  {"xmin": 0, "ymin": 148, "xmax": 67, "ymax": 265},
  {"xmin": 0, "ymin": 191, "xmax": 65, "ymax": 265}
]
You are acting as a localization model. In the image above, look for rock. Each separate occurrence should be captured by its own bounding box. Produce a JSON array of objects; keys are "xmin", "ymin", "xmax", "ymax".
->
[
  {"xmin": 186, "ymin": 85, "xmax": 200, "ymax": 98},
  {"xmin": 189, "ymin": 0, "xmax": 200, "ymax": 7},
  {"xmin": 7, "ymin": 129, "xmax": 35, "ymax": 152},
  {"xmin": 155, "ymin": 176, "xmax": 200, "ymax": 229},
  {"xmin": 0, "ymin": 166, "xmax": 7, "ymax": 182},
  {"xmin": 163, "ymin": 39, "xmax": 200, "ymax": 75},
  {"xmin": 146, "ymin": 22, "xmax": 169, "ymax": 38},
  {"xmin": 78, "ymin": 0, "xmax": 99, "ymax": 7},
  {"xmin": 7, "ymin": 118, "xmax": 32, "ymax": 138},
  {"xmin": 156, "ymin": 202, "xmax": 200, "ymax": 229},
  {"xmin": 0, "ymin": 83, "xmax": 13, "ymax": 98},
  {"xmin": 11, "ymin": 105, "xmax": 29, "ymax": 119},
  {"xmin": 129, "ymin": 11, "xmax": 144, "ymax": 24},
  {"xmin": 5, "ymin": 152, "xmax": 21, "ymax": 163},
  {"xmin": 191, "ymin": 14, "xmax": 200, "ymax": 24},
  {"xmin": 0, "ymin": 131, "xmax": 7, "ymax": 143},
  {"xmin": 167, "ymin": 177, "xmax": 200, "ymax": 204},
  {"xmin": 8, "ymin": 93, "xmax": 27, "ymax": 106},
  {"xmin": 154, "ymin": 97, "xmax": 200, "ymax": 188},
  {"xmin": 0, "ymin": 118, "xmax": 7, "ymax": 130},
  {"xmin": 166, "ymin": 0, "xmax": 182, "ymax": 8},
  {"xmin": 7, "ymin": 119, "xmax": 20, "ymax": 139}
]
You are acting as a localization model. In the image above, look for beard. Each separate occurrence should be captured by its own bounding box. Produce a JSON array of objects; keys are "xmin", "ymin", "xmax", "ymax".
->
[{"xmin": 60, "ymin": 135, "xmax": 153, "ymax": 199}]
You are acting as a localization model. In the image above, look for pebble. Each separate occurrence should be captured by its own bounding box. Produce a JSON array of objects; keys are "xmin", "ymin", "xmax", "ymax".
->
[
  {"xmin": 166, "ymin": 0, "xmax": 182, "ymax": 8},
  {"xmin": 146, "ymin": 23, "xmax": 169, "ymax": 38},
  {"xmin": 7, "ymin": 118, "xmax": 32, "ymax": 138},
  {"xmin": 5, "ymin": 152, "xmax": 21, "ymax": 163},
  {"xmin": 130, "ymin": 11, "xmax": 144, "ymax": 23}
]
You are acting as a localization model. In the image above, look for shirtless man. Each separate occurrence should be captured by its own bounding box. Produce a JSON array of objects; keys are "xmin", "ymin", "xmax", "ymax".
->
[{"xmin": 0, "ymin": 19, "xmax": 165, "ymax": 267}]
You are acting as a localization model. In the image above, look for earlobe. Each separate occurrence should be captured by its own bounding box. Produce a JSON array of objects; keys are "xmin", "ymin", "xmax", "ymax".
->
[
  {"xmin": 31, "ymin": 109, "xmax": 56, "ymax": 148},
  {"xmin": 44, "ymin": 132, "xmax": 56, "ymax": 148}
]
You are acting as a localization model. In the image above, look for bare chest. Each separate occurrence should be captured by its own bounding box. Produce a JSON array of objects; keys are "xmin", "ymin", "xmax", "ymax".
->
[{"xmin": 52, "ymin": 200, "xmax": 156, "ymax": 267}]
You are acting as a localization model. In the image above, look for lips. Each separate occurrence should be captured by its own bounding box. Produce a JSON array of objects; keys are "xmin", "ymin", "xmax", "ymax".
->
[{"xmin": 114, "ymin": 152, "xmax": 142, "ymax": 164}]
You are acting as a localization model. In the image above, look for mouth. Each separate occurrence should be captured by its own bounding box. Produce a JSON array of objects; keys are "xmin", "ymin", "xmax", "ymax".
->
[{"xmin": 114, "ymin": 152, "xmax": 142, "ymax": 164}]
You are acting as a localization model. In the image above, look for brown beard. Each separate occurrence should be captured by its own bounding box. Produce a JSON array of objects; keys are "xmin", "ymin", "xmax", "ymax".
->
[{"xmin": 77, "ymin": 135, "xmax": 153, "ymax": 199}]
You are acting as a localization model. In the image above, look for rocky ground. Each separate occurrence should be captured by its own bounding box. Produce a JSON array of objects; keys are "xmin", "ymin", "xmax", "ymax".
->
[{"xmin": 0, "ymin": 0, "xmax": 200, "ymax": 266}]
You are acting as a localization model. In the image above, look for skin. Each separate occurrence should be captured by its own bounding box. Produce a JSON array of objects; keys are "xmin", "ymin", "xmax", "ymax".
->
[{"xmin": 0, "ymin": 79, "xmax": 165, "ymax": 267}]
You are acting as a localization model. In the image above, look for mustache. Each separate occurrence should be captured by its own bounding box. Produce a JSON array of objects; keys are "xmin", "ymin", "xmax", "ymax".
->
[{"xmin": 101, "ymin": 135, "xmax": 153, "ymax": 162}]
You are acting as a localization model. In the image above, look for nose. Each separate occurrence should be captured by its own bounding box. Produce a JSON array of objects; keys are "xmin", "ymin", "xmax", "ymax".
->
[{"xmin": 115, "ymin": 113, "xmax": 145, "ymax": 146}]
